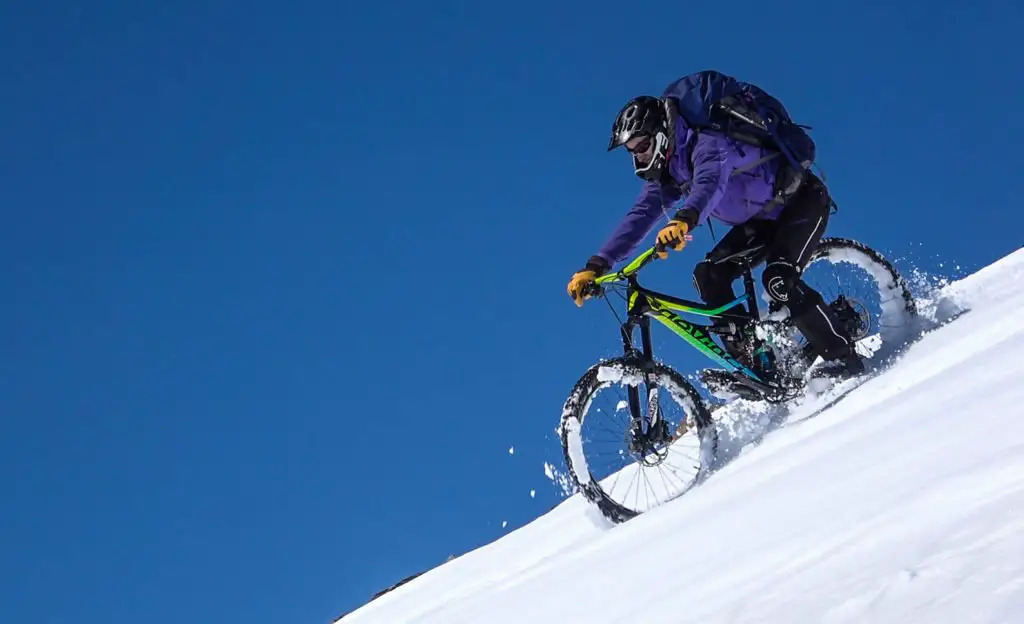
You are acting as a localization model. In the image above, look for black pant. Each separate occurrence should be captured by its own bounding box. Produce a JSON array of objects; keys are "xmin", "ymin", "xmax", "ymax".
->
[{"xmin": 692, "ymin": 174, "xmax": 853, "ymax": 360}]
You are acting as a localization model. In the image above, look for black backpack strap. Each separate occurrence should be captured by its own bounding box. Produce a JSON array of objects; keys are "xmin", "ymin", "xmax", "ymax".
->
[
  {"xmin": 758, "ymin": 162, "xmax": 805, "ymax": 215},
  {"xmin": 730, "ymin": 152, "xmax": 781, "ymax": 177}
]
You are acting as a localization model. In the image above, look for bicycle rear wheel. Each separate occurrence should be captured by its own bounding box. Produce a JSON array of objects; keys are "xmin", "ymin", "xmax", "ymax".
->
[
  {"xmin": 559, "ymin": 357, "xmax": 718, "ymax": 524},
  {"xmin": 803, "ymin": 237, "xmax": 917, "ymax": 357},
  {"xmin": 759, "ymin": 237, "xmax": 918, "ymax": 377}
]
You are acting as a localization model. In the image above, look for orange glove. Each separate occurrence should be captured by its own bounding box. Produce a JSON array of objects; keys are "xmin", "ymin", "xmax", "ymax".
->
[
  {"xmin": 655, "ymin": 219, "xmax": 690, "ymax": 259},
  {"xmin": 566, "ymin": 257, "xmax": 610, "ymax": 307},
  {"xmin": 567, "ymin": 270, "xmax": 598, "ymax": 307}
]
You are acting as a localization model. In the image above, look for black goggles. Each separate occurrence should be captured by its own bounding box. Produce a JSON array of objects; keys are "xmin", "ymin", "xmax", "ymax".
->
[{"xmin": 626, "ymin": 135, "xmax": 653, "ymax": 154}]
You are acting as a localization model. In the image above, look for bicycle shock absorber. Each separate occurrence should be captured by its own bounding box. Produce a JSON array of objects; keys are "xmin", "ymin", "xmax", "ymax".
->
[
  {"xmin": 753, "ymin": 343, "xmax": 776, "ymax": 375},
  {"xmin": 746, "ymin": 325, "xmax": 777, "ymax": 376}
]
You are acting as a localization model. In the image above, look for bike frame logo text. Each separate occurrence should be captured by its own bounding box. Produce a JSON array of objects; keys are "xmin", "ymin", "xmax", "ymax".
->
[{"xmin": 659, "ymin": 311, "xmax": 740, "ymax": 366}]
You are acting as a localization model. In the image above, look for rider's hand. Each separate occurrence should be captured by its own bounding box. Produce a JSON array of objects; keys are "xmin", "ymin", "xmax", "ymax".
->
[
  {"xmin": 655, "ymin": 219, "xmax": 690, "ymax": 259},
  {"xmin": 567, "ymin": 256, "xmax": 610, "ymax": 307}
]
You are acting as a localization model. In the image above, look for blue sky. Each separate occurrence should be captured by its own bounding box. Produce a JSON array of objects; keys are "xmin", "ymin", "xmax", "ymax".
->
[{"xmin": 2, "ymin": 1, "xmax": 1021, "ymax": 622}]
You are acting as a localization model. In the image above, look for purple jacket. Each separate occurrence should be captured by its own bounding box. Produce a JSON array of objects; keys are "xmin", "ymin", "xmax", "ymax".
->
[{"xmin": 595, "ymin": 114, "xmax": 784, "ymax": 266}]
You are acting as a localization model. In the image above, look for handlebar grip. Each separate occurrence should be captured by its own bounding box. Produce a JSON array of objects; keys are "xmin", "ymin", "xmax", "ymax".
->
[{"xmin": 654, "ymin": 234, "xmax": 694, "ymax": 254}]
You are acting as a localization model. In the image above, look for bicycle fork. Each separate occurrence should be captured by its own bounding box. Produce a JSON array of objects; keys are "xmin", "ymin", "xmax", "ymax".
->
[{"xmin": 621, "ymin": 316, "xmax": 665, "ymax": 447}]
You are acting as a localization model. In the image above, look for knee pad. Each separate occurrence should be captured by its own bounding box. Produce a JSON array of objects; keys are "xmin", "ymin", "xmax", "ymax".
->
[{"xmin": 762, "ymin": 261, "xmax": 803, "ymax": 308}]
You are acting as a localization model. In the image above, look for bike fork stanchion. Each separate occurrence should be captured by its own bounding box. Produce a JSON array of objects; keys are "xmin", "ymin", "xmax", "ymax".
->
[
  {"xmin": 618, "ymin": 320, "xmax": 645, "ymax": 437},
  {"xmin": 619, "ymin": 314, "xmax": 659, "ymax": 444},
  {"xmin": 632, "ymin": 316, "xmax": 659, "ymax": 439}
]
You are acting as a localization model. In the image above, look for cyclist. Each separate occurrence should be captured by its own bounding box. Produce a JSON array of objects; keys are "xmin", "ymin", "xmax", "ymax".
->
[{"xmin": 566, "ymin": 91, "xmax": 864, "ymax": 383}]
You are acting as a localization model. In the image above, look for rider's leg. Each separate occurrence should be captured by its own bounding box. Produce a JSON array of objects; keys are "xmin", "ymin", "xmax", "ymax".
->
[
  {"xmin": 692, "ymin": 221, "xmax": 772, "ymax": 317},
  {"xmin": 693, "ymin": 222, "xmax": 773, "ymax": 364},
  {"xmin": 761, "ymin": 174, "xmax": 864, "ymax": 377}
]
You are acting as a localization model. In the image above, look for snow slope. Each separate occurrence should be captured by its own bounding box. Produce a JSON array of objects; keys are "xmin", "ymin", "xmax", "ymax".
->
[{"xmin": 338, "ymin": 246, "xmax": 1024, "ymax": 624}]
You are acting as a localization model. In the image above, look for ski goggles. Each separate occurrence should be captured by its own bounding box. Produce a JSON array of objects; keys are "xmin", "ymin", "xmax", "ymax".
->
[
  {"xmin": 626, "ymin": 132, "xmax": 668, "ymax": 176},
  {"xmin": 626, "ymin": 134, "xmax": 655, "ymax": 164}
]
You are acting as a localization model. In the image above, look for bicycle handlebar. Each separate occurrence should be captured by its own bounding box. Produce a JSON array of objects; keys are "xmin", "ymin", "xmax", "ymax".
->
[{"xmin": 593, "ymin": 234, "xmax": 694, "ymax": 288}]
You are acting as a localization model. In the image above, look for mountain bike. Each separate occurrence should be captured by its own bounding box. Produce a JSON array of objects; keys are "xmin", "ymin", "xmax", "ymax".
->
[{"xmin": 558, "ymin": 236, "xmax": 918, "ymax": 523}]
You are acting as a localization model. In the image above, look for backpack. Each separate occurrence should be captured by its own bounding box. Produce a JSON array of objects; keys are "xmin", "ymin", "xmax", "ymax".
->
[{"xmin": 661, "ymin": 70, "xmax": 816, "ymax": 174}]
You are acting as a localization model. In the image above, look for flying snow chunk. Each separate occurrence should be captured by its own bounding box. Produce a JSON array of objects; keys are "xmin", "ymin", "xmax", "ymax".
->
[
  {"xmin": 501, "ymin": 520, "xmax": 507, "ymax": 528},
  {"xmin": 530, "ymin": 489, "xmax": 536, "ymax": 498},
  {"xmin": 508, "ymin": 446, "xmax": 515, "ymax": 455}
]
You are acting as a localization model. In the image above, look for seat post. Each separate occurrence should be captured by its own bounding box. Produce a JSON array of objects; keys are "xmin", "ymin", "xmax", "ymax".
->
[{"xmin": 741, "ymin": 263, "xmax": 760, "ymax": 321}]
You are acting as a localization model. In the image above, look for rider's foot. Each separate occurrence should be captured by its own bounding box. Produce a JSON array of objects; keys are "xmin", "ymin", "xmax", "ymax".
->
[{"xmin": 806, "ymin": 345, "xmax": 865, "ymax": 382}]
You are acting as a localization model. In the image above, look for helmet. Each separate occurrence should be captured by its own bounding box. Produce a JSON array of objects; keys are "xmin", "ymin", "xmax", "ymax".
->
[{"xmin": 608, "ymin": 95, "xmax": 672, "ymax": 182}]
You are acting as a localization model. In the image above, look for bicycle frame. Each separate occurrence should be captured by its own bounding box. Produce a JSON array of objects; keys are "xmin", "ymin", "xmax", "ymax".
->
[{"xmin": 594, "ymin": 246, "xmax": 767, "ymax": 383}]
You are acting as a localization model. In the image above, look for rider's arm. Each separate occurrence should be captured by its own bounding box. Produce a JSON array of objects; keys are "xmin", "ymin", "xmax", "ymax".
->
[
  {"xmin": 672, "ymin": 133, "xmax": 734, "ymax": 229},
  {"xmin": 594, "ymin": 181, "xmax": 683, "ymax": 268}
]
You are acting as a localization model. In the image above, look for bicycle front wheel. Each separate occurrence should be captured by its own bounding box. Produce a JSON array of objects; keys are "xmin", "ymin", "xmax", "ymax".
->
[{"xmin": 559, "ymin": 357, "xmax": 718, "ymax": 524}]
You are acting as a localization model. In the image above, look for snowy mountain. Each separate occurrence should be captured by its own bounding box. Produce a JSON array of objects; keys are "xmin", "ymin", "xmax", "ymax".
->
[{"xmin": 337, "ymin": 246, "xmax": 1024, "ymax": 624}]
